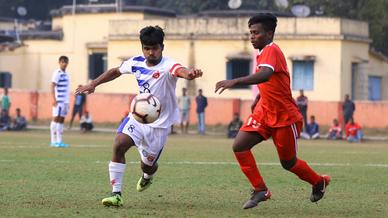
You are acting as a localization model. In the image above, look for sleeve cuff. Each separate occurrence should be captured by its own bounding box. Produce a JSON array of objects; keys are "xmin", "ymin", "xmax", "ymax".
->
[{"xmin": 258, "ymin": 64, "xmax": 274, "ymax": 71}]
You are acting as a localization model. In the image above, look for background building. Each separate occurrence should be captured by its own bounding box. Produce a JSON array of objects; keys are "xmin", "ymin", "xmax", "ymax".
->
[{"xmin": 0, "ymin": 4, "xmax": 387, "ymax": 127}]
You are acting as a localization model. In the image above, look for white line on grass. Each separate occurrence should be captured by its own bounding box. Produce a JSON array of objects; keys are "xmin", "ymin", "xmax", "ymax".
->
[
  {"xmin": 120, "ymin": 161, "xmax": 388, "ymax": 168},
  {"xmin": 0, "ymin": 159, "xmax": 388, "ymax": 167}
]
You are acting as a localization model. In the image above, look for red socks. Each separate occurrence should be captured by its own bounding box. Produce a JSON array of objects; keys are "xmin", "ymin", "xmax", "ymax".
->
[
  {"xmin": 234, "ymin": 150, "xmax": 267, "ymax": 191},
  {"xmin": 235, "ymin": 150, "xmax": 321, "ymax": 189},
  {"xmin": 289, "ymin": 159, "xmax": 321, "ymax": 185}
]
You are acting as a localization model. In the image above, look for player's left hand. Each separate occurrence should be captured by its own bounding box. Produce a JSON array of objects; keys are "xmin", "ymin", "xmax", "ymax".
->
[
  {"xmin": 215, "ymin": 79, "xmax": 237, "ymax": 94},
  {"xmin": 187, "ymin": 69, "xmax": 203, "ymax": 80}
]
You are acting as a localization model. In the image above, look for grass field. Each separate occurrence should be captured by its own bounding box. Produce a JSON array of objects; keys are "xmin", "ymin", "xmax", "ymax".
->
[{"xmin": 1, "ymin": 130, "xmax": 388, "ymax": 217}]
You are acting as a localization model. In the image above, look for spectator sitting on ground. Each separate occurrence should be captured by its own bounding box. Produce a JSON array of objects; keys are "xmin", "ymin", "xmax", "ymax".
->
[
  {"xmin": 227, "ymin": 113, "xmax": 243, "ymax": 138},
  {"xmin": 11, "ymin": 108, "xmax": 27, "ymax": 130},
  {"xmin": 345, "ymin": 118, "xmax": 363, "ymax": 143},
  {"xmin": 80, "ymin": 111, "xmax": 94, "ymax": 133},
  {"xmin": 0, "ymin": 109, "xmax": 11, "ymax": 131},
  {"xmin": 301, "ymin": 115, "xmax": 320, "ymax": 140},
  {"xmin": 327, "ymin": 118, "xmax": 342, "ymax": 140}
]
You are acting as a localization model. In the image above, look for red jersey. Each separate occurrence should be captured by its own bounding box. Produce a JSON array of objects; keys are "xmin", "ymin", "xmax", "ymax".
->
[
  {"xmin": 252, "ymin": 42, "xmax": 302, "ymax": 127},
  {"xmin": 345, "ymin": 122, "xmax": 361, "ymax": 137}
]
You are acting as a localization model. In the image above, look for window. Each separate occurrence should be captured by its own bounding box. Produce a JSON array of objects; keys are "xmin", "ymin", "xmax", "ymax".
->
[
  {"xmin": 368, "ymin": 76, "xmax": 382, "ymax": 101},
  {"xmin": 88, "ymin": 53, "xmax": 107, "ymax": 80},
  {"xmin": 292, "ymin": 61, "xmax": 314, "ymax": 91},
  {"xmin": 226, "ymin": 59, "xmax": 251, "ymax": 89},
  {"xmin": 0, "ymin": 72, "xmax": 12, "ymax": 88}
]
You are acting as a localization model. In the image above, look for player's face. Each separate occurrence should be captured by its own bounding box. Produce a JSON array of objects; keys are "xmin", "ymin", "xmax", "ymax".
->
[
  {"xmin": 249, "ymin": 23, "xmax": 273, "ymax": 50},
  {"xmin": 59, "ymin": 60, "xmax": 68, "ymax": 70},
  {"xmin": 142, "ymin": 44, "xmax": 163, "ymax": 66}
]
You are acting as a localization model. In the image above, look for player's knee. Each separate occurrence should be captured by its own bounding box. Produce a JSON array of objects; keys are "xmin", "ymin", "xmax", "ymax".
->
[
  {"xmin": 113, "ymin": 136, "xmax": 131, "ymax": 154},
  {"xmin": 232, "ymin": 142, "xmax": 244, "ymax": 152},
  {"xmin": 113, "ymin": 134, "xmax": 135, "ymax": 154},
  {"xmin": 280, "ymin": 157, "xmax": 297, "ymax": 170}
]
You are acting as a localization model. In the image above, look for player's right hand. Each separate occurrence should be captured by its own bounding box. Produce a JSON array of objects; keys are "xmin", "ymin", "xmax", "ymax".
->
[{"xmin": 75, "ymin": 84, "xmax": 96, "ymax": 95}]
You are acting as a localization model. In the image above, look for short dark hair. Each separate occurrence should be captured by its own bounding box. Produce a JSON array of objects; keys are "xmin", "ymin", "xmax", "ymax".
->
[
  {"xmin": 139, "ymin": 26, "xmax": 165, "ymax": 45},
  {"xmin": 248, "ymin": 13, "xmax": 277, "ymax": 32},
  {"xmin": 59, "ymin": 56, "xmax": 69, "ymax": 62}
]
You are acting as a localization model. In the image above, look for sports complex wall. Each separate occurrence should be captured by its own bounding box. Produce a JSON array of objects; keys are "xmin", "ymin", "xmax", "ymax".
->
[{"xmin": 3, "ymin": 89, "xmax": 388, "ymax": 128}]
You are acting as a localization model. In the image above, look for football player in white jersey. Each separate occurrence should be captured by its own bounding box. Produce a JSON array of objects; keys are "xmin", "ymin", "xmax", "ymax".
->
[
  {"xmin": 50, "ymin": 56, "xmax": 70, "ymax": 148},
  {"xmin": 76, "ymin": 26, "xmax": 203, "ymax": 207}
]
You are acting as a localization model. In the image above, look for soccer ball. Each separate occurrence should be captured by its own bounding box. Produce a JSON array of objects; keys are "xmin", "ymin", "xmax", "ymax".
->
[{"xmin": 131, "ymin": 93, "xmax": 161, "ymax": 124}]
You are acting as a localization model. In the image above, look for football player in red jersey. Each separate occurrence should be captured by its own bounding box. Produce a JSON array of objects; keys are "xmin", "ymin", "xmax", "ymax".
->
[{"xmin": 215, "ymin": 13, "xmax": 330, "ymax": 209}]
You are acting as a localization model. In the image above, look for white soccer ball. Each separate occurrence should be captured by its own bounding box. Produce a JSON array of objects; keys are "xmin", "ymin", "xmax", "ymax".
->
[{"xmin": 130, "ymin": 93, "xmax": 161, "ymax": 124}]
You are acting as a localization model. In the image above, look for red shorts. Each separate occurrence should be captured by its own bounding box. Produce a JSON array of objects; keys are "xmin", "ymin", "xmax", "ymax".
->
[{"xmin": 240, "ymin": 115, "xmax": 302, "ymax": 161}]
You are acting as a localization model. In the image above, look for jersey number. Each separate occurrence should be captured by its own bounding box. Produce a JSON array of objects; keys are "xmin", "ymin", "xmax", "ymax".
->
[{"xmin": 140, "ymin": 82, "xmax": 151, "ymax": 93}]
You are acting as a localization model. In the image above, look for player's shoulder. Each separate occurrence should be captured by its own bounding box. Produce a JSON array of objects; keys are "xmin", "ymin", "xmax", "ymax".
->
[
  {"xmin": 131, "ymin": 55, "xmax": 146, "ymax": 62},
  {"xmin": 52, "ymin": 69, "xmax": 61, "ymax": 74},
  {"xmin": 265, "ymin": 42, "xmax": 282, "ymax": 52},
  {"xmin": 123, "ymin": 55, "xmax": 145, "ymax": 65},
  {"xmin": 161, "ymin": 56, "xmax": 178, "ymax": 64},
  {"xmin": 119, "ymin": 55, "xmax": 145, "ymax": 71}
]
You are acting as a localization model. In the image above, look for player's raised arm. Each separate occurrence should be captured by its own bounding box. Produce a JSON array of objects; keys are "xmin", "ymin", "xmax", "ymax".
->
[
  {"xmin": 76, "ymin": 67, "xmax": 121, "ymax": 94},
  {"xmin": 215, "ymin": 66, "xmax": 273, "ymax": 94},
  {"xmin": 175, "ymin": 68, "xmax": 203, "ymax": 80}
]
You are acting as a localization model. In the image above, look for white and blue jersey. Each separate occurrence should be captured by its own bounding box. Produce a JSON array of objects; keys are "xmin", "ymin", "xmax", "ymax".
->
[
  {"xmin": 51, "ymin": 69, "xmax": 70, "ymax": 104},
  {"xmin": 119, "ymin": 55, "xmax": 183, "ymax": 128}
]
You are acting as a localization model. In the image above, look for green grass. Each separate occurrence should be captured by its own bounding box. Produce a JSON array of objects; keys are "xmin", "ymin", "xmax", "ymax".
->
[{"xmin": 0, "ymin": 130, "xmax": 388, "ymax": 217}]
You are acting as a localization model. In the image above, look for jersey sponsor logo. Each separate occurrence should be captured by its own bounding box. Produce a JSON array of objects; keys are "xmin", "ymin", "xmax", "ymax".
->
[
  {"xmin": 135, "ymin": 70, "xmax": 142, "ymax": 78},
  {"xmin": 152, "ymin": 71, "xmax": 160, "ymax": 79},
  {"xmin": 141, "ymin": 150, "xmax": 156, "ymax": 162},
  {"xmin": 147, "ymin": 155, "xmax": 155, "ymax": 162},
  {"xmin": 142, "ymin": 150, "xmax": 149, "ymax": 158}
]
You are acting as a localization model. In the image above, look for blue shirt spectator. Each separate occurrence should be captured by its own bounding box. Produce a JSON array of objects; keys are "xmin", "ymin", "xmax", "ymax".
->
[
  {"xmin": 195, "ymin": 89, "xmax": 208, "ymax": 134},
  {"xmin": 196, "ymin": 90, "xmax": 208, "ymax": 113},
  {"xmin": 301, "ymin": 115, "xmax": 320, "ymax": 140}
]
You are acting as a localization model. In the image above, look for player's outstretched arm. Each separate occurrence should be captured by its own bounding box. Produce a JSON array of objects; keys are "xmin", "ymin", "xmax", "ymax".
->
[
  {"xmin": 175, "ymin": 68, "xmax": 203, "ymax": 80},
  {"xmin": 76, "ymin": 67, "xmax": 121, "ymax": 95},
  {"xmin": 215, "ymin": 67, "xmax": 273, "ymax": 94}
]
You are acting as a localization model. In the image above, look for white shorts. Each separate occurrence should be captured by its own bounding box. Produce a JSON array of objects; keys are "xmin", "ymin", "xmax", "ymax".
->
[
  {"xmin": 117, "ymin": 114, "xmax": 169, "ymax": 166},
  {"xmin": 52, "ymin": 103, "xmax": 69, "ymax": 117}
]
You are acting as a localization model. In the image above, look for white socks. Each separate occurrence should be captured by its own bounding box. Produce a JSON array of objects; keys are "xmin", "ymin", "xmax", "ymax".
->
[
  {"xmin": 50, "ymin": 122, "xmax": 64, "ymax": 144},
  {"xmin": 56, "ymin": 123, "xmax": 64, "ymax": 143},
  {"xmin": 50, "ymin": 121, "xmax": 57, "ymax": 144},
  {"xmin": 109, "ymin": 162, "xmax": 127, "ymax": 193},
  {"xmin": 143, "ymin": 173, "xmax": 153, "ymax": 179}
]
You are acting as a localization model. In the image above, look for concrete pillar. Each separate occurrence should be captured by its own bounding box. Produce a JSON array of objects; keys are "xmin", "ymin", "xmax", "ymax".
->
[{"xmin": 353, "ymin": 61, "xmax": 369, "ymax": 100}]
